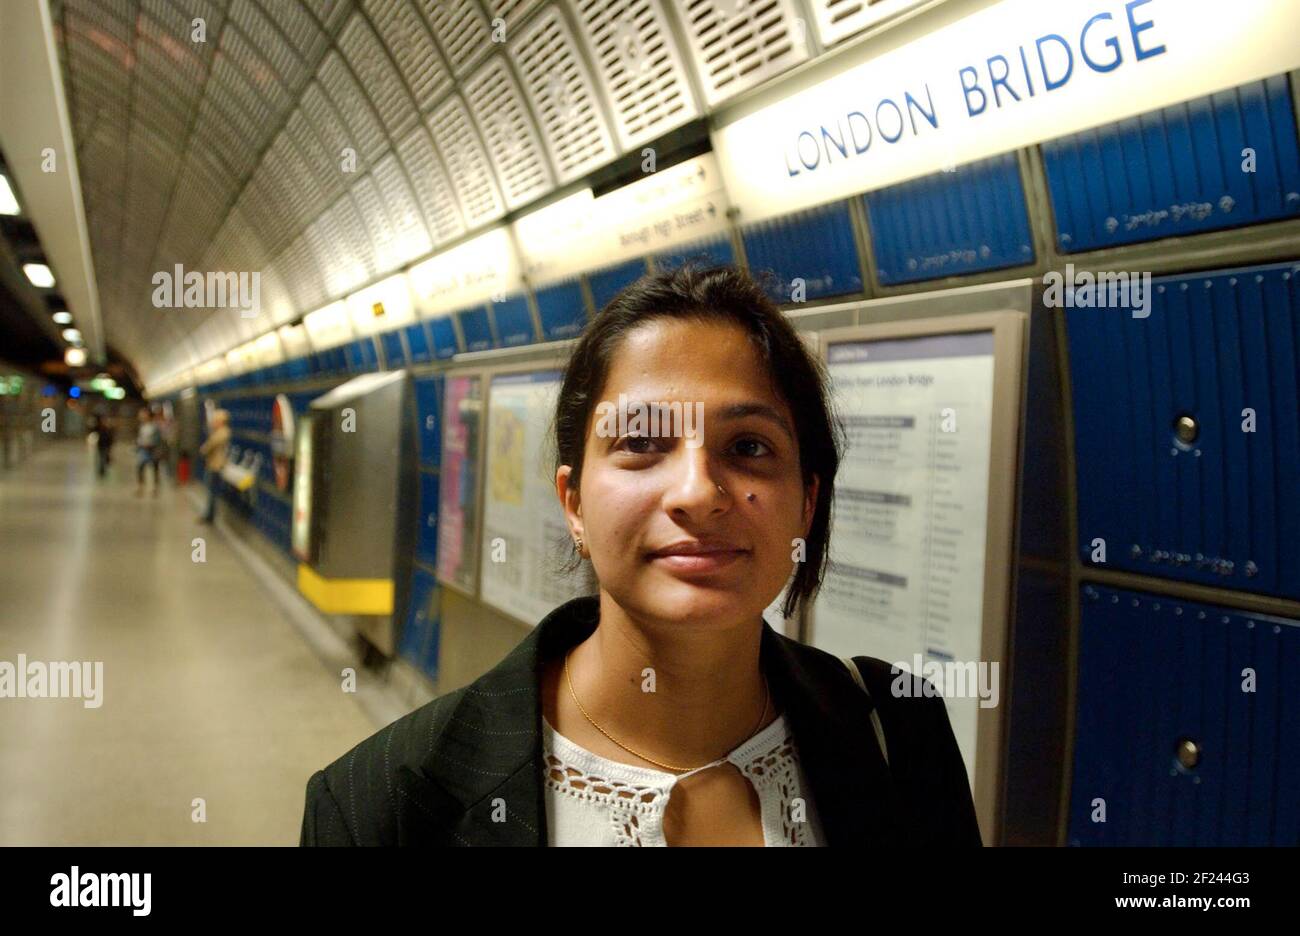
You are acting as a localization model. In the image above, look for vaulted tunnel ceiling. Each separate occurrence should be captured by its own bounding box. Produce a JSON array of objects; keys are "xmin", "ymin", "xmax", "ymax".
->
[{"xmin": 49, "ymin": 0, "xmax": 936, "ymax": 388}]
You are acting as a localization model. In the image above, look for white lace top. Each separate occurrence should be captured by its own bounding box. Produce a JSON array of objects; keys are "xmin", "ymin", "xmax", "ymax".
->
[{"xmin": 542, "ymin": 713, "xmax": 826, "ymax": 846}]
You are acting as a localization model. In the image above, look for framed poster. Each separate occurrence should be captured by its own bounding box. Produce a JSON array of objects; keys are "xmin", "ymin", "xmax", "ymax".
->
[
  {"xmin": 810, "ymin": 311, "xmax": 1025, "ymax": 843},
  {"xmin": 479, "ymin": 366, "xmax": 589, "ymax": 627},
  {"xmin": 436, "ymin": 372, "xmax": 484, "ymax": 596},
  {"xmin": 291, "ymin": 413, "xmax": 315, "ymax": 563}
]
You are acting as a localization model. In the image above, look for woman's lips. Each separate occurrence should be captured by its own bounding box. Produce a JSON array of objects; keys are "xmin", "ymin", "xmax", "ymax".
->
[{"xmin": 648, "ymin": 549, "xmax": 749, "ymax": 574}]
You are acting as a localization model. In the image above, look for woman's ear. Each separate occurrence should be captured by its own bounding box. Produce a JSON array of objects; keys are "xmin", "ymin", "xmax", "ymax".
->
[
  {"xmin": 802, "ymin": 473, "xmax": 820, "ymax": 538},
  {"xmin": 556, "ymin": 465, "xmax": 583, "ymax": 542}
]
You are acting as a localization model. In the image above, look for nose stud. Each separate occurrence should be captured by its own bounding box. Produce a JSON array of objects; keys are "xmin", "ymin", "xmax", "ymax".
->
[{"xmin": 714, "ymin": 484, "xmax": 756, "ymax": 503}]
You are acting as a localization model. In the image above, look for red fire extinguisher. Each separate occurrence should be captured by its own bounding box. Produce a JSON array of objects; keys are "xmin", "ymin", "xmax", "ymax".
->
[{"xmin": 177, "ymin": 451, "xmax": 191, "ymax": 485}]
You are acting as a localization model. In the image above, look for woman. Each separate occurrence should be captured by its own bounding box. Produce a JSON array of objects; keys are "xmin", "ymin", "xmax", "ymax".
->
[{"xmin": 301, "ymin": 265, "xmax": 980, "ymax": 846}]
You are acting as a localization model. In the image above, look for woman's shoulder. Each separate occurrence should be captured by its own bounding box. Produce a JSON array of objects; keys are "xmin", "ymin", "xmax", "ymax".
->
[{"xmin": 300, "ymin": 684, "xmax": 472, "ymax": 846}]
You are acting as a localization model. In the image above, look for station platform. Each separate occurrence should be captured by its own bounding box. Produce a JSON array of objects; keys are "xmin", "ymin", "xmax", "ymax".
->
[{"xmin": 0, "ymin": 441, "xmax": 382, "ymax": 845}]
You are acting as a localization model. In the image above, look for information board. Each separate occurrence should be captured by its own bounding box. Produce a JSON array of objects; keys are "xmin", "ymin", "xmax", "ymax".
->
[
  {"xmin": 811, "ymin": 312, "xmax": 1023, "ymax": 821},
  {"xmin": 436, "ymin": 373, "xmax": 483, "ymax": 595},
  {"xmin": 479, "ymin": 369, "xmax": 588, "ymax": 626}
]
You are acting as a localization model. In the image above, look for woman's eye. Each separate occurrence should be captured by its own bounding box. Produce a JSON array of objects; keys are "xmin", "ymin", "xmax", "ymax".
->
[
  {"xmin": 730, "ymin": 437, "xmax": 772, "ymax": 458},
  {"xmin": 617, "ymin": 435, "xmax": 661, "ymax": 454}
]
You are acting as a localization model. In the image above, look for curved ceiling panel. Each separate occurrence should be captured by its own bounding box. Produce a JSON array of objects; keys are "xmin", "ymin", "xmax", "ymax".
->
[{"xmin": 511, "ymin": 5, "xmax": 614, "ymax": 184}]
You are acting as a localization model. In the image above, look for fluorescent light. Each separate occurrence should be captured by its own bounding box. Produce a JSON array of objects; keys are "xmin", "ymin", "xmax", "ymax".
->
[
  {"xmin": 0, "ymin": 174, "xmax": 19, "ymax": 215},
  {"xmin": 64, "ymin": 347, "xmax": 87, "ymax": 367},
  {"xmin": 52, "ymin": 311, "xmax": 73, "ymax": 325},
  {"xmin": 61, "ymin": 328, "xmax": 82, "ymax": 343},
  {"xmin": 23, "ymin": 263, "xmax": 55, "ymax": 288}
]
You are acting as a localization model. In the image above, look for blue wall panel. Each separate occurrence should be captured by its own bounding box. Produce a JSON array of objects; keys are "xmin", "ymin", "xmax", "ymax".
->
[
  {"xmin": 587, "ymin": 258, "xmax": 646, "ymax": 312},
  {"xmin": 398, "ymin": 567, "xmax": 439, "ymax": 681},
  {"xmin": 865, "ymin": 152, "xmax": 1034, "ymax": 285},
  {"xmin": 1045, "ymin": 75, "xmax": 1300, "ymax": 253},
  {"xmin": 414, "ymin": 375, "xmax": 441, "ymax": 466},
  {"xmin": 742, "ymin": 200, "xmax": 863, "ymax": 302},
  {"xmin": 358, "ymin": 337, "xmax": 379, "ymax": 371},
  {"xmin": 1069, "ymin": 584, "xmax": 1300, "ymax": 846},
  {"xmin": 379, "ymin": 329, "xmax": 406, "ymax": 369},
  {"xmin": 654, "ymin": 235, "xmax": 734, "ymax": 273},
  {"xmin": 404, "ymin": 322, "xmax": 433, "ymax": 364},
  {"xmin": 534, "ymin": 280, "xmax": 586, "ymax": 341},
  {"xmin": 416, "ymin": 470, "xmax": 440, "ymax": 567},
  {"xmin": 457, "ymin": 306, "xmax": 493, "ymax": 353},
  {"xmin": 1068, "ymin": 260, "xmax": 1300, "ymax": 600},
  {"xmin": 427, "ymin": 316, "xmax": 458, "ymax": 359},
  {"xmin": 490, "ymin": 295, "xmax": 535, "ymax": 347}
]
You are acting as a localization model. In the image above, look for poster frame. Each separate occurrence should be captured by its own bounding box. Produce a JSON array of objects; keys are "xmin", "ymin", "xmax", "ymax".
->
[
  {"xmin": 810, "ymin": 309, "xmax": 1026, "ymax": 845},
  {"xmin": 434, "ymin": 367, "xmax": 487, "ymax": 599},
  {"xmin": 468, "ymin": 355, "xmax": 573, "ymax": 628}
]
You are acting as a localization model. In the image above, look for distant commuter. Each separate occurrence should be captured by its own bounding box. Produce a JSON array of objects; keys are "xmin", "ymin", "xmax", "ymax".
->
[
  {"xmin": 301, "ymin": 265, "xmax": 981, "ymax": 847},
  {"xmin": 88, "ymin": 413, "xmax": 114, "ymax": 478},
  {"xmin": 135, "ymin": 408, "xmax": 162, "ymax": 497},
  {"xmin": 198, "ymin": 409, "xmax": 230, "ymax": 524},
  {"xmin": 157, "ymin": 409, "xmax": 176, "ymax": 477}
]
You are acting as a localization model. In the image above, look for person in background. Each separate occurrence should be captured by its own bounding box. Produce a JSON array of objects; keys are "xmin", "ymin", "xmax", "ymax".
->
[
  {"xmin": 93, "ymin": 414, "xmax": 114, "ymax": 478},
  {"xmin": 157, "ymin": 409, "xmax": 176, "ymax": 478},
  {"xmin": 198, "ymin": 409, "xmax": 231, "ymax": 524},
  {"xmin": 135, "ymin": 407, "xmax": 162, "ymax": 497}
]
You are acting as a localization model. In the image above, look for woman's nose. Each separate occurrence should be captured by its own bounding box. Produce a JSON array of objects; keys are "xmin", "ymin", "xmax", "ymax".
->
[{"xmin": 661, "ymin": 447, "xmax": 728, "ymax": 520}]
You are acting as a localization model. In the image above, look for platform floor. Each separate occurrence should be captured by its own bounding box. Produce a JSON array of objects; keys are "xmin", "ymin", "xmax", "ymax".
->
[{"xmin": 0, "ymin": 441, "xmax": 378, "ymax": 844}]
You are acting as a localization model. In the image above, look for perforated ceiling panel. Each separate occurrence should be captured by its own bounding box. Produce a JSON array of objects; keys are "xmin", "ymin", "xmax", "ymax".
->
[
  {"xmin": 417, "ymin": 0, "xmax": 492, "ymax": 78},
  {"xmin": 510, "ymin": 5, "xmax": 615, "ymax": 183},
  {"xmin": 338, "ymin": 13, "xmax": 419, "ymax": 139},
  {"xmin": 351, "ymin": 173, "xmax": 403, "ymax": 272},
  {"xmin": 231, "ymin": 0, "xmax": 326, "ymax": 91},
  {"xmin": 483, "ymin": 0, "xmax": 544, "ymax": 32},
  {"xmin": 572, "ymin": 0, "xmax": 699, "ymax": 150},
  {"xmin": 463, "ymin": 55, "xmax": 555, "ymax": 207},
  {"xmin": 363, "ymin": 0, "xmax": 452, "ymax": 112},
  {"xmin": 396, "ymin": 126, "xmax": 468, "ymax": 246},
  {"xmin": 430, "ymin": 94, "xmax": 506, "ymax": 226},
  {"xmin": 317, "ymin": 50, "xmax": 389, "ymax": 163},
  {"xmin": 676, "ymin": 0, "xmax": 811, "ymax": 107},
  {"xmin": 373, "ymin": 151, "xmax": 434, "ymax": 260},
  {"xmin": 810, "ymin": 0, "xmax": 937, "ymax": 46}
]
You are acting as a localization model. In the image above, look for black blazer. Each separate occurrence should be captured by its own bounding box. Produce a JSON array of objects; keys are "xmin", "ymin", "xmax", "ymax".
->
[{"xmin": 300, "ymin": 596, "xmax": 983, "ymax": 846}]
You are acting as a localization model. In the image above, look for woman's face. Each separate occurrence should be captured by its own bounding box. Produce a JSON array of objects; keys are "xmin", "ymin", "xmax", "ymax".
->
[{"xmin": 558, "ymin": 317, "xmax": 818, "ymax": 631}]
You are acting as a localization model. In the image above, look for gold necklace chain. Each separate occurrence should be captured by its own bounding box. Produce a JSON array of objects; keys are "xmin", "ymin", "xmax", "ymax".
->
[{"xmin": 563, "ymin": 648, "xmax": 771, "ymax": 773}]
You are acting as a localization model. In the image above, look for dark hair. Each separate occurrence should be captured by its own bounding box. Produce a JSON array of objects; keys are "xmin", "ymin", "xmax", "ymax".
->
[{"xmin": 553, "ymin": 263, "xmax": 843, "ymax": 620}]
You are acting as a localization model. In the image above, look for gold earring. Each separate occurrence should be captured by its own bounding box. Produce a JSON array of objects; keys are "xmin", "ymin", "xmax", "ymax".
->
[{"xmin": 575, "ymin": 536, "xmax": 583, "ymax": 553}]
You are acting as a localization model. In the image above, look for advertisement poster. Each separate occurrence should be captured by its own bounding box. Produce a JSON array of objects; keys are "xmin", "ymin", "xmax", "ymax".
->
[
  {"xmin": 479, "ymin": 371, "xmax": 588, "ymax": 627},
  {"xmin": 436, "ymin": 374, "xmax": 483, "ymax": 594}
]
